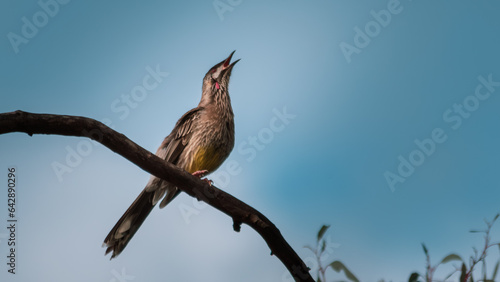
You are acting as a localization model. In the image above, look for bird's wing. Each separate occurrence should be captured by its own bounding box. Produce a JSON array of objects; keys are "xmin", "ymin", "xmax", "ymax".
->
[
  {"xmin": 151, "ymin": 106, "xmax": 204, "ymax": 207},
  {"xmin": 103, "ymin": 107, "xmax": 205, "ymax": 258},
  {"xmin": 156, "ymin": 107, "xmax": 203, "ymax": 164}
]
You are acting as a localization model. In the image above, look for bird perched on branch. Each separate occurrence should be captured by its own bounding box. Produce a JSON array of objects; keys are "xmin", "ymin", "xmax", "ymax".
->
[{"xmin": 103, "ymin": 51, "xmax": 239, "ymax": 258}]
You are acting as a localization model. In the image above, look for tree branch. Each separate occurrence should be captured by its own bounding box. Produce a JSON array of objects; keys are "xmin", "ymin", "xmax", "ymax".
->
[{"xmin": 0, "ymin": 110, "xmax": 313, "ymax": 282}]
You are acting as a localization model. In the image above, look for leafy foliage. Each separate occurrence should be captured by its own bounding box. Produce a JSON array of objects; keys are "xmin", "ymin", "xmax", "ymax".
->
[
  {"xmin": 305, "ymin": 225, "xmax": 359, "ymax": 282},
  {"xmin": 317, "ymin": 225, "xmax": 330, "ymax": 243},
  {"xmin": 306, "ymin": 213, "xmax": 500, "ymax": 281},
  {"xmin": 329, "ymin": 261, "xmax": 359, "ymax": 282}
]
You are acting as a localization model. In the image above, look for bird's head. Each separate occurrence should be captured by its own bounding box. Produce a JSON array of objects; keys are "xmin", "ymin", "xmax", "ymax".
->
[{"xmin": 202, "ymin": 51, "xmax": 240, "ymax": 95}]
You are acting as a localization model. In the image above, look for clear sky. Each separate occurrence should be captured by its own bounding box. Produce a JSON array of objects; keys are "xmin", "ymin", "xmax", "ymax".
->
[{"xmin": 1, "ymin": 1, "xmax": 500, "ymax": 281}]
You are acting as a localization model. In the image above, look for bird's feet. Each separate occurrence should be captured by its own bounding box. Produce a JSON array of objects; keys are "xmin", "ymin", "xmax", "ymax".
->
[
  {"xmin": 192, "ymin": 170, "xmax": 208, "ymax": 178},
  {"xmin": 192, "ymin": 170, "xmax": 213, "ymax": 185}
]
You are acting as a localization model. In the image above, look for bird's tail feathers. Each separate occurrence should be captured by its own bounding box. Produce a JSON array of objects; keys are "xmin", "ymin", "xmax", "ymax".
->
[
  {"xmin": 103, "ymin": 187, "xmax": 155, "ymax": 259},
  {"xmin": 103, "ymin": 182, "xmax": 180, "ymax": 258},
  {"xmin": 159, "ymin": 186, "xmax": 179, "ymax": 208}
]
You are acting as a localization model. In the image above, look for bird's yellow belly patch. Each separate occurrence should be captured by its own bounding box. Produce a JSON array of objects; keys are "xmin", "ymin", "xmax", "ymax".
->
[{"xmin": 186, "ymin": 146, "xmax": 224, "ymax": 174}]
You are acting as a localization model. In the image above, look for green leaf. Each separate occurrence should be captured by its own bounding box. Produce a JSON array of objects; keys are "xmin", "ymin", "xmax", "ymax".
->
[
  {"xmin": 460, "ymin": 263, "xmax": 467, "ymax": 282},
  {"xmin": 317, "ymin": 225, "xmax": 330, "ymax": 242},
  {"xmin": 321, "ymin": 240, "xmax": 326, "ymax": 254},
  {"xmin": 328, "ymin": 261, "xmax": 359, "ymax": 282},
  {"xmin": 440, "ymin": 254, "xmax": 462, "ymax": 264},
  {"xmin": 421, "ymin": 243, "xmax": 428, "ymax": 256},
  {"xmin": 492, "ymin": 260, "xmax": 500, "ymax": 279},
  {"xmin": 408, "ymin": 272, "xmax": 420, "ymax": 282}
]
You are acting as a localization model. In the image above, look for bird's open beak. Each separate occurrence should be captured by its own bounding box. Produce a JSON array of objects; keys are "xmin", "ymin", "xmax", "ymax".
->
[{"xmin": 221, "ymin": 51, "xmax": 240, "ymax": 74}]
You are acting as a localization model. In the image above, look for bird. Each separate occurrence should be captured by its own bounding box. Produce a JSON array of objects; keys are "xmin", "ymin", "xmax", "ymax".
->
[{"xmin": 103, "ymin": 51, "xmax": 239, "ymax": 259}]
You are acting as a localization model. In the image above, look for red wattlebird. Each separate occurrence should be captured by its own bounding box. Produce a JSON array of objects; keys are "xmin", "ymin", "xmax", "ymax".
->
[{"xmin": 103, "ymin": 51, "xmax": 239, "ymax": 258}]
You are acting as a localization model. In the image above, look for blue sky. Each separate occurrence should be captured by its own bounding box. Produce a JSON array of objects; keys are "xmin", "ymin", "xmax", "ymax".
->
[{"xmin": 1, "ymin": 1, "xmax": 500, "ymax": 281}]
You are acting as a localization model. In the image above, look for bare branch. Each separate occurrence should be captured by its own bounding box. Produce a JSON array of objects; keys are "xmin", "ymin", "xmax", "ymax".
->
[{"xmin": 0, "ymin": 110, "xmax": 313, "ymax": 282}]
